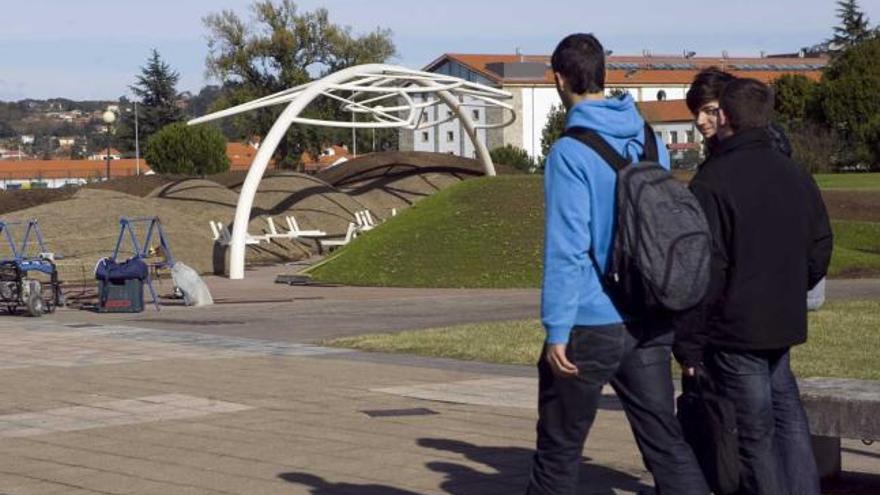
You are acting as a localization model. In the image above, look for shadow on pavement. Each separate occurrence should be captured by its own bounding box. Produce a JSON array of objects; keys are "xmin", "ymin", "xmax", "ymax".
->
[
  {"xmin": 418, "ymin": 437, "xmax": 653, "ymax": 494},
  {"xmin": 823, "ymin": 472, "xmax": 880, "ymax": 495},
  {"xmin": 277, "ymin": 437, "xmax": 653, "ymax": 494},
  {"xmin": 278, "ymin": 472, "xmax": 421, "ymax": 494}
]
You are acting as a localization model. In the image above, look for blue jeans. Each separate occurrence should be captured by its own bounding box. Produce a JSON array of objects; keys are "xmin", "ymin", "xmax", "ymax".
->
[
  {"xmin": 709, "ymin": 349, "xmax": 819, "ymax": 495},
  {"xmin": 527, "ymin": 324, "xmax": 709, "ymax": 495}
]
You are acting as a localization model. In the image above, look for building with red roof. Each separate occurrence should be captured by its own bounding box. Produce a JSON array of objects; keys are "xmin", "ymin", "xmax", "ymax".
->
[{"xmin": 400, "ymin": 51, "xmax": 827, "ymax": 161}]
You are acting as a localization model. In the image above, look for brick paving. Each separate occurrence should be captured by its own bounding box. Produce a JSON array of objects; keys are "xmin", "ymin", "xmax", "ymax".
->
[{"xmin": 0, "ymin": 266, "xmax": 876, "ymax": 494}]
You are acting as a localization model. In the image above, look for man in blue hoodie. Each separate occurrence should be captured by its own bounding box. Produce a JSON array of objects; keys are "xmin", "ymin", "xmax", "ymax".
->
[{"xmin": 527, "ymin": 34, "xmax": 708, "ymax": 495}]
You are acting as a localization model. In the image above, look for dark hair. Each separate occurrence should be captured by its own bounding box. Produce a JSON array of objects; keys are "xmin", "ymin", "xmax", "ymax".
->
[
  {"xmin": 719, "ymin": 78, "xmax": 775, "ymax": 132},
  {"xmin": 550, "ymin": 33, "xmax": 605, "ymax": 94},
  {"xmin": 685, "ymin": 67, "xmax": 735, "ymax": 114}
]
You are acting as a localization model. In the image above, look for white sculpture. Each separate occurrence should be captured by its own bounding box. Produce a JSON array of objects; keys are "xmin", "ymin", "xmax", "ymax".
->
[{"xmin": 189, "ymin": 64, "xmax": 516, "ymax": 280}]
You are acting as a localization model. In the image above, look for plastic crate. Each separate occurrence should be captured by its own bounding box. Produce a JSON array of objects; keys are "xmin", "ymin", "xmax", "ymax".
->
[{"xmin": 98, "ymin": 279, "xmax": 144, "ymax": 313}]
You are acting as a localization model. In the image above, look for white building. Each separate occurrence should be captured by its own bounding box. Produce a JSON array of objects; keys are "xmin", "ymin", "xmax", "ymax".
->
[{"xmin": 401, "ymin": 53, "xmax": 826, "ymax": 160}]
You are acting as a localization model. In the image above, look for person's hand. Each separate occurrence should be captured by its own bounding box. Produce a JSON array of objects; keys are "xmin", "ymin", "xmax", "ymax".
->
[
  {"xmin": 545, "ymin": 344, "xmax": 578, "ymax": 378},
  {"xmin": 684, "ymin": 367, "xmax": 696, "ymax": 377}
]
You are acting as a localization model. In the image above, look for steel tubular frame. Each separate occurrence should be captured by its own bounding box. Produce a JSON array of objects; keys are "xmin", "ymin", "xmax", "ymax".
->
[{"xmin": 188, "ymin": 64, "xmax": 516, "ymax": 280}]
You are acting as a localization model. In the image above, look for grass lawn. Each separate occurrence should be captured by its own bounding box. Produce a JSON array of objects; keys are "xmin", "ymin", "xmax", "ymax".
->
[
  {"xmin": 830, "ymin": 221, "xmax": 880, "ymax": 277},
  {"xmin": 814, "ymin": 173, "xmax": 880, "ymax": 191},
  {"xmin": 326, "ymin": 300, "xmax": 880, "ymax": 380},
  {"xmin": 308, "ymin": 175, "xmax": 543, "ymax": 288},
  {"xmin": 309, "ymin": 174, "xmax": 880, "ymax": 287}
]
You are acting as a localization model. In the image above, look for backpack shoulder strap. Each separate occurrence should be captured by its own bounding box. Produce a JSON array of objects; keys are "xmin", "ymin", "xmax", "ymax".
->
[
  {"xmin": 563, "ymin": 126, "xmax": 630, "ymax": 172},
  {"xmin": 642, "ymin": 123, "xmax": 659, "ymax": 162}
]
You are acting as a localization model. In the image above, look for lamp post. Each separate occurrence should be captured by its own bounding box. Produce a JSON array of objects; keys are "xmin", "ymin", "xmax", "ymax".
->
[{"xmin": 102, "ymin": 109, "xmax": 116, "ymax": 181}]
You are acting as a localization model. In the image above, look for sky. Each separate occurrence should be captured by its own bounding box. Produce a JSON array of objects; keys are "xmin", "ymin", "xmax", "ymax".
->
[{"xmin": 1, "ymin": 0, "xmax": 878, "ymax": 101}]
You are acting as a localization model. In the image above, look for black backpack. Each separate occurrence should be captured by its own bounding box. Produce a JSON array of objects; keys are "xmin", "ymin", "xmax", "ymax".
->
[{"xmin": 563, "ymin": 124, "xmax": 711, "ymax": 317}]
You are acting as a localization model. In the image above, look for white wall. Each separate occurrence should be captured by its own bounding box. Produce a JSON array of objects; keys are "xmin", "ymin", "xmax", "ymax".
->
[
  {"xmin": 519, "ymin": 87, "xmax": 562, "ymax": 158},
  {"xmin": 639, "ymin": 86, "xmax": 688, "ymax": 102},
  {"xmin": 653, "ymin": 122, "xmax": 699, "ymax": 145},
  {"xmin": 409, "ymin": 94, "xmax": 488, "ymax": 158}
]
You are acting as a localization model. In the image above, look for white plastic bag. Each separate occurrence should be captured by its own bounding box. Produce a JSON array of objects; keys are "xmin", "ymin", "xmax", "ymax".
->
[
  {"xmin": 171, "ymin": 261, "xmax": 213, "ymax": 307},
  {"xmin": 806, "ymin": 277, "xmax": 826, "ymax": 312}
]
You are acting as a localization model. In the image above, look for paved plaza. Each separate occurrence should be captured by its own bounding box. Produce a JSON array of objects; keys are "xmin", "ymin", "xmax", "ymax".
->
[{"xmin": 0, "ymin": 268, "xmax": 876, "ymax": 494}]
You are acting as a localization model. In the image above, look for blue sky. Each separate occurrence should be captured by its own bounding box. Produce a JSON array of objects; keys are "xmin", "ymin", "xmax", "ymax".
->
[{"xmin": 1, "ymin": 0, "xmax": 877, "ymax": 101}]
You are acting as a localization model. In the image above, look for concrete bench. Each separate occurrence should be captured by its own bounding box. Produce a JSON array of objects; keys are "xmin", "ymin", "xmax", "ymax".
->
[{"xmin": 800, "ymin": 377, "xmax": 880, "ymax": 478}]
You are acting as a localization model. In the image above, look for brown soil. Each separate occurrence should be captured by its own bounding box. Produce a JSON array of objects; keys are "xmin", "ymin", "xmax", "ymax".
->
[
  {"xmin": 86, "ymin": 174, "xmax": 181, "ymax": 197},
  {"xmin": 247, "ymin": 173, "xmax": 368, "ymax": 236},
  {"xmin": 0, "ymin": 187, "xmax": 77, "ymax": 215},
  {"xmin": 316, "ymin": 151, "xmax": 495, "ymax": 218},
  {"xmin": 318, "ymin": 151, "xmax": 486, "ymax": 186},
  {"xmin": 0, "ymin": 151, "xmax": 542, "ymax": 281},
  {"xmin": 821, "ymin": 190, "xmax": 880, "ymax": 222}
]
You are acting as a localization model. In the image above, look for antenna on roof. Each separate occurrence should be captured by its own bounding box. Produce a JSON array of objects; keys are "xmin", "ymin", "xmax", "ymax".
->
[
  {"xmin": 760, "ymin": 50, "xmax": 766, "ymax": 58},
  {"xmin": 515, "ymin": 46, "xmax": 523, "ymax": 62},
  {"xmin": 683, "ymin": 50, "xmax": 696, "ymax": 59},
  {"xmin": 722, "ymin": 50, "xmax": 729, "ymax": 59},
  {"xmin": 642, "ymin": 49, "xmax": 652, "ymax": 57},
  {"xmin": 604, "ymin": 49, "xmax": 614, "ymax": 56}
]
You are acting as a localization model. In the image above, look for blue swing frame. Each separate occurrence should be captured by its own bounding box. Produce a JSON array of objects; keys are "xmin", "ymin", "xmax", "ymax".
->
[{"xmin": 110, "ymin": 217, "xmax": 175, "ymax": 311}]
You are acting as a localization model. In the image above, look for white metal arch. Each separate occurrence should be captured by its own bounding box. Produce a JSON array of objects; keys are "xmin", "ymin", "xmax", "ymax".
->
[{"xmin": 188, "ymin": 64, "xmax": 516, "ymax": 280}]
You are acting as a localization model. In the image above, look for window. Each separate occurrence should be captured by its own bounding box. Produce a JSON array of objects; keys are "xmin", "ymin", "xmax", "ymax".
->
[
  {"xmin": 656, "ymin": 90, "xmax": 667, "ymax": 101},
  {"xmin": 671, "ymin": 131, "xmax": 679, "ymax": 144},
  {"xmin": 472, "ymin": 109, "xmax": 480, "ymax": 120},
  {"xmin": 447, "ymin": 131, "xmax": 455, "ymax": 142},
  {"xmin": 686, "ymin": 130, "xmax": 695, "ymax": 143},
  {"xmin": 446, "ymin": 110, "xmax": 454, "ymax": 119},
  {"xmin": 421, "ymin": 131, "xmax": 429, "ymax": 143}
]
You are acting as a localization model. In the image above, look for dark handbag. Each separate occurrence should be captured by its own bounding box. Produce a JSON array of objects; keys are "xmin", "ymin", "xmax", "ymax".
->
[{"xmin": 677, "ymin": 366, "xmax": 740, "ymax": 495}]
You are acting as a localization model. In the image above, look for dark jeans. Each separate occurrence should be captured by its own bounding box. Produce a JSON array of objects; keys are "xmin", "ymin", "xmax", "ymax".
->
[
  {"xmin": 708, "ymin": 349, "xmax": 819, "ymax": 495},
  {"xmin": 527, "ymin": 324, "xmax": 709, "ymax": 495}
]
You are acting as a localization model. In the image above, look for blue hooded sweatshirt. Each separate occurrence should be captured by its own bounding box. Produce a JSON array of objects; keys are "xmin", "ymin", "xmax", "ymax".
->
[{"xmin": 542, "ymin": 94, "xmax": 669, "ymax": 344}]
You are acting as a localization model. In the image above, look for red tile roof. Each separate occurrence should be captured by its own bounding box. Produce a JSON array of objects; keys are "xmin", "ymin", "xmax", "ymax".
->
[
  {"xmin": 431, "ymin": 53, "xmax": 825, "ymax": 86},
  {"xmin": 637, "ymin": 100, "xmax": 694, "ymax": 123},
  {"xmin": 0, "ymin": 159, "xmax": 152, "ymax": 180},
  {"xmin": 226, "ymin": 142, "xmax": 258, "ymax": 170}
]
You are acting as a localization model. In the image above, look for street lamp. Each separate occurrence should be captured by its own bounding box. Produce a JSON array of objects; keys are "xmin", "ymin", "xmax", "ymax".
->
[{"xmin": 102, "ymin": 109, "xmax": 116, "ymax": 181}]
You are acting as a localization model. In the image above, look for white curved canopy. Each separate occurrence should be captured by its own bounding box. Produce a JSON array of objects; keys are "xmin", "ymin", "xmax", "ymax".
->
[{"xmin": 188, "ymin": 63, "xmax": 516, "ymax": 280}]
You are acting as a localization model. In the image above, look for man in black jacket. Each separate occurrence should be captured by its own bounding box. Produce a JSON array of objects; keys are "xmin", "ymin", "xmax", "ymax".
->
[{"xmin": 675, "ymin": 78, "xmax": 833, "ymax": 494}]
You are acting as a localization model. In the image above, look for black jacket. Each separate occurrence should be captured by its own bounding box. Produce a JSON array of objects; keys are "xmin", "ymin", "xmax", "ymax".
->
[{"xmin": 674, "ymin": 128, "xmax": 833, "ymax": 367}]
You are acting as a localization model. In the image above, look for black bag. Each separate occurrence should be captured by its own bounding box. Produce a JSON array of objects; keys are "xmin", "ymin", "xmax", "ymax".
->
[
  {"xmin": 677, "ymin": 367, "xmax": 740, "ymax": 495},
  {"xmin": 563, "ymin": 125, "xmax": 711, "ymax": 317},
  {"xmin": 95, "ymin": 257, "xmax": 148, "ymax": 282}
]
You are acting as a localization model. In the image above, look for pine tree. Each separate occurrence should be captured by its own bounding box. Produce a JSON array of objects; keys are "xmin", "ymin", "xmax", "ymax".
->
[
  {"xmin": 831, "ymin": 0, "xmax": 873, "ymax": 49},
  {"xmin": 128, "ymin": 49, "xmax": 184, "ymax": 144}
]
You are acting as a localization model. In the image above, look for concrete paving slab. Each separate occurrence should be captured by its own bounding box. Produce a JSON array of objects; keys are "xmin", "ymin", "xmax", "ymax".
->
[{"xmin": 0, "ymin": 297, "xmax": 877, "ymax": 494}]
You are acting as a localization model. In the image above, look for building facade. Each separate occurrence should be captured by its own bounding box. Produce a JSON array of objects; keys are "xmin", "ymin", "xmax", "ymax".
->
[{"xmin": 401, "ymin": 53, "xmax": 826, "ymax": 160}]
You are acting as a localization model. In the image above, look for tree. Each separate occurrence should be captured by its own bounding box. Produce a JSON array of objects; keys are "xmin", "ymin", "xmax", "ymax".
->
[
  {"xmin": 203, "ymin": 0, "xmax": 396, "ymax": 166},
  {"xmin": 144, "ymin": 123, "xmax": 230, "ymax": 176},
  {"xmin": 831, "ymin": 0, "xmax": 874, "ymax": 50},
  {"xmin": 818, "ymin": 37, "xmax": 880, "ymax": 167},
  {"xmin": 540, "ymin": 104, "xmax": 567, "ymax": 159},
  {"xmin": 785, "ymin": 121, "xmax": 839, "ymax": 173},
  {"xmin": 117, "ymin": 50, "xmax": 184, "ymax": 151},
  {"xmin": 772, "ymin": 74, "xmax": 820, "ymax": 123},
  {"xmin": 490, "ymin": 145, "xmax": 535, "ymax": 173}
]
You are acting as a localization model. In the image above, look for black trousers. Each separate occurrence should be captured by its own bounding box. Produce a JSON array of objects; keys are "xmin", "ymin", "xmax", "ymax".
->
[{"xmin": 527, "ymin": 324, "xmax": 709, "ymax": 495}]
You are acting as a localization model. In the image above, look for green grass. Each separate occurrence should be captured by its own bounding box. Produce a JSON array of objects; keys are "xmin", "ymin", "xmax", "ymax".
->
[
  {"xmin": 829, "ymin": 220, "xmax": 880, "ymax": 277},
  {"xmin": 309, "ymin": 176, "xmax": 543, "ymax": 288},
  {"xmin": 814, "ymin": 173, "xmax": 880, "ymax": 190},
  {"xmin": 326, "ymin": 300, "xmax": 880, "ymax": 380},
  {"xmin": 310, "ymin": 175, "xmax": 880, "ymax": 287}
]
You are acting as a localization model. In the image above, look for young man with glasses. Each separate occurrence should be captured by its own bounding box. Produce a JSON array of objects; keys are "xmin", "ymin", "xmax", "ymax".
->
[{"xmin": 676, "ymin": 75, "xmax": 832, "ymax": 494}]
